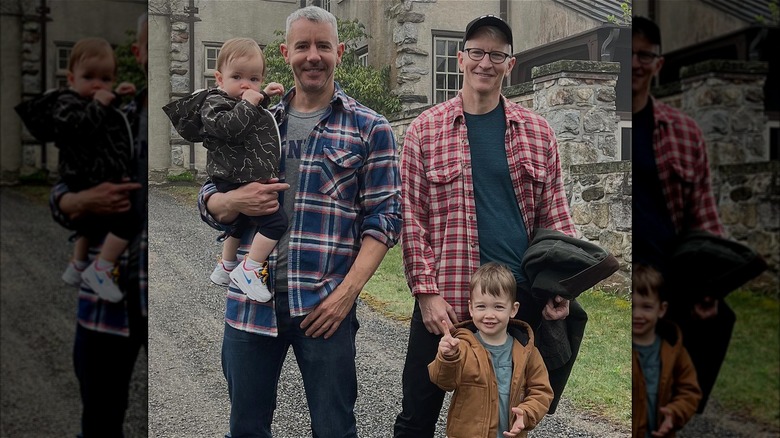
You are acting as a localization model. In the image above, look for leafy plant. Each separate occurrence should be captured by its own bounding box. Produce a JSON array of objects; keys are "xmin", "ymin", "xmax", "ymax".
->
[{"xmin": 607, "ymin": 0, "xmax": 632, "ymax": 26}]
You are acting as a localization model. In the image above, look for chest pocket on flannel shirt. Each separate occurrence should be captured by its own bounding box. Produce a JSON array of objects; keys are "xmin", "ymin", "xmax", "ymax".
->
[
  {"xmin": 318, "ymin": 144, "xmax": 364, "ymax": 202},
  {"xmin": 519, "ymin": 160, "xmax": 546, "ymax": 207}
]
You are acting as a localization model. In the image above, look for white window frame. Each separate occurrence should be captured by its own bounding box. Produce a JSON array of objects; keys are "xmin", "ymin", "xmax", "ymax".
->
[
  {"xmin": 204, "ymin": 43, "xmax": 221, "ymax": 88},
  {"xmin": 357, "ymin": 45, "xmax": 368, "ymax": 67},
  {"xmin": 321, "ymin": 0, "xmax": 331, "ymax": 12},
  {"xmin": 432, "ymin": 35, "xmax": 464, "ymax": 104},
  {"xmin": 55, "ymin": 42, "xmax": 73, "ymax": 89},
  {"xmin": 617, "ymin": 119, "xmax": 632, "ymax": 161}
]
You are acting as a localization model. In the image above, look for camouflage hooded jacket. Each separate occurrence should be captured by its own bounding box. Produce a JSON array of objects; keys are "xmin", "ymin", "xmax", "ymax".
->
[
  {"xmin": 163, "ymin": 88, "xmax": 282, "ymax": 184},
  {"xmin": 15, "ymin": 89, "xmax": 135, "ymax": 191}
]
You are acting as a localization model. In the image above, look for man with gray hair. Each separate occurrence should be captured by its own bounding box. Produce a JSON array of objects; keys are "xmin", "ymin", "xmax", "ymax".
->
[{"xmin": 197, "ymin": 6, "xmax": 401, "ymax": 437}]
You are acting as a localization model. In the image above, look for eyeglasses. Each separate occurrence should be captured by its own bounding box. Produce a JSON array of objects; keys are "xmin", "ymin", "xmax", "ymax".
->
[
  {"xmin": 632, "ymin": 50, "xmax": 660, "ymax": 65},
  {"xmin": 463, "ymin": 48, "xmax": 511, "ymax": 64}
]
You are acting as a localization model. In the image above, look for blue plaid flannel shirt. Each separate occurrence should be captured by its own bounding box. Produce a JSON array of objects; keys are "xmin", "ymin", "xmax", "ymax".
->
[{"xmin": 198, "ymin": 83, "xmax": 402, "ymax": 336}]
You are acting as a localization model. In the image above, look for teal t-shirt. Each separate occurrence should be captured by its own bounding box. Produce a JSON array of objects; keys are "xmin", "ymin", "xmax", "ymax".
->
[
  {"xmin": 464, "ymin": 102, "xmax": 529, "ymax": 285},
  {"xmin": 477, "ymin": 332, "xmax": 514, "ymax": 437},
  {"xmin": 634, "ymin": 335, "xmax": 662, "ymax": 437}
]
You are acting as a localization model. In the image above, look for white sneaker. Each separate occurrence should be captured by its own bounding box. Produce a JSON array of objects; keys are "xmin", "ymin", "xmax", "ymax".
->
[
  {"xmin": 81, "ymin": 261, "xmax": 124, "ymax": 303},
  {"xmin": 229, "ymin": 260, "xmax": 273, "ymax": 302},
  {"xmin": 210, "ymin": 260, "xmax": 233, "ymax": 286},
  {"xmin": 62, "ymin": 261, "xmax": 85, "ymax": 287}
]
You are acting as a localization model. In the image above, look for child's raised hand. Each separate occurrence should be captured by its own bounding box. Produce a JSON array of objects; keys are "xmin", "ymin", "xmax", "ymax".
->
[
  {"xmin": 502, "ymin": 407, "xmax": 525, "ymax": 437},
  {"xmin": 241, "ymin": 89, "xmax": 263, "ymax": 106},
  {"xmin": 263, "ymin": 82, "xmax": 285, "ymax": 97},
  {"xmin": 93, "ymin": 89, "xmax": 116, "ymax": 106},
  {"xmin": 438, "ymin": 319, "xmax": 460, "ymax": 359},
  {"xmin": 114, "ymin": 82, "xmax": 136, "ymax": 96},
  {"xmin": 651, "ymin": 406, "xmax": 674, "ymax": 437}
]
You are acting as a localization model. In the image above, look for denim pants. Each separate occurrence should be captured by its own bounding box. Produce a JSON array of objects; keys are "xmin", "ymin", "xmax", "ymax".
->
[
  {"xmin": 73, "ymin": 323, "xmax": 146, "ymax": 438},
  {"xmin": 222, "ymin": 291, "xmax": 360, "ymax": 438}
]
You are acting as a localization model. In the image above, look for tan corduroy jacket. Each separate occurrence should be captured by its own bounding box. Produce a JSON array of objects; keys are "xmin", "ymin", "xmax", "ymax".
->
[
  {"xmin": 428, "ymin": 319, "xmax": 553, "ymax": 438},
  {"xmin": 633, "ymin": 320, "xmax": 702, "ymax": 437}
]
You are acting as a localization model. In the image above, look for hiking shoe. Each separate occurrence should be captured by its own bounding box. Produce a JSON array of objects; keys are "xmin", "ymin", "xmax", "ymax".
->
[
  {"xmin": 81, "ymin": 261, "xmax": 124, "ymax": 303},
  {"xmin": 229, "ymin": 259, "xmax": 273, "ymax": 302},
  {"xmin": 62, "ymin": 261, "xmax": 85, "ymax": 287},
  {"xmin": 210, "ymin": 259, "xmax": 233, "ymax": 286}
]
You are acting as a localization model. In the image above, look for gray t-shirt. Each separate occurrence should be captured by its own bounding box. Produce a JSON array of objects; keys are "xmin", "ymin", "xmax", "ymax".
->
[
  {"xmin": 477, "ymin": 332, "xmax": 514, "ymax": 437},
  {"xmin": 634, "ymin": 335, "xmax": 662, "ymax": 437},
  {"xmin": 273, "ymin": 106, "xmax": 328, "ymax": 293}
]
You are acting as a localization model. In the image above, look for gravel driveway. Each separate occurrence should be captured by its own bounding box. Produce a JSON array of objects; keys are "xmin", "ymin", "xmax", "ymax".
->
[
  {"xmin": 148, "ymin": 185, "xmax": 630, "ymax": 438},
  {"xmin": 0, "ymin": 187, "xmax": 147, "ymax": 438}
]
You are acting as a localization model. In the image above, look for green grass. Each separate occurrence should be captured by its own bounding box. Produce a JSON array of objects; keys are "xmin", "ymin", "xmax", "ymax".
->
[
  {"xmin": 566, "ymin": 290, "xmax": 632, "ymax": 424},
  {"xmin": 166, "ymin": 170, "xmax": 196, "ymax": 182},
  {"xmin": 360, "ymin": 248, "xmax": 632, "ymax": 426},
  {"xmin": 361, "ymin": 246, "xmax": 413, "ymax": 320},
  {"xmin": 710, "ymin": 290, "xmax": 780, "ymax": 428}
]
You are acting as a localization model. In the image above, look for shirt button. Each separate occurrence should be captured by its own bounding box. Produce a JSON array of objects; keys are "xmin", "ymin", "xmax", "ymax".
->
[{"xmin": 471, "ymin": 242, "xmax": 477, "ymax": 248}]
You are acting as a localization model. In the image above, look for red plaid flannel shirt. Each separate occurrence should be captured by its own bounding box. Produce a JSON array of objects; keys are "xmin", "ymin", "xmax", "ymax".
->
[
  {"xmin": 652, "ymin": 97, "xmax": 724, "ymax": 236},
  {"xmin": 400, "ymin": 94, "xmax": 576, "ymax": 320}
]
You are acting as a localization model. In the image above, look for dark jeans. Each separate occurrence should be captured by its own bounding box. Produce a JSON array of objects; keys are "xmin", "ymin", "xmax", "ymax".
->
[
  {"xmin": 221, "ymin": 291, "xmax": 360, "ymax": 438},
  {"xmin": 666, "ymin": 298, "xmax": 736, "ymax": 412},
  {"xmin": 73, "ymin": 322, "xmax": 146, "ymax": 437},
  {"xmin": 394, "ymin": 297, "xmax": 586, "ymax": 437}
]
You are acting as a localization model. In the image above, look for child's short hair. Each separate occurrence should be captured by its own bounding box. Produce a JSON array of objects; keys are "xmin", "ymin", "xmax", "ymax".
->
[
  {"xmin": 469, "ymin": 262, "xmax": 516, "ymax": 301},
  {"xmin": 217, "ymin": 38, "xmax": 266, "ymax": 77},
  {"xmin": 632, "ymin": 263, "xmax": 667, "ymax": 302},
  {"xmin": 68, "ymin": 37, "xmax": 117, "ymax": 74}
]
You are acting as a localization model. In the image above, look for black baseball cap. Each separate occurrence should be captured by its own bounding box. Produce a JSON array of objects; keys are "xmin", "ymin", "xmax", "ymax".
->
[{"xmin": 463, "ymin": 15, "xmax": 513, "ymax": 52}]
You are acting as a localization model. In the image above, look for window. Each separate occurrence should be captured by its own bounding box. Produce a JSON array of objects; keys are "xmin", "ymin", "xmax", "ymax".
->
[
  {"xmin": 321, "ymin": 0, "xmax": 330, "ymax": 11},
  {"xmin": 433, "ymin": 35, "xmax": 463, "ymax": 104},
  {"xmin": 356, "ymin": 46, "xmax": 368, "ymax": 67},
  {"xmin": 617, "ymin": 120, "xmax": 632, "ymax": 160},
  {"xmin": 204, "ymin": 43, "xmax": 221, "ymax": 88},
  {"xmin": 55, "ymin": 42, "xmax": 73, "ymax": 89}
]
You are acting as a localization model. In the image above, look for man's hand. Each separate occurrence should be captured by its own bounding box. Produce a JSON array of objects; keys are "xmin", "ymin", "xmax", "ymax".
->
[
  {"xmin": 114, "ymin": 82, "xmax": 137, "ymax": 96},
  {"xmin": 418, "ymin": 294, "xmax": 459, "ymax": 335},
  {"xmin": 542, "ymin": 295, "xmax": 570, "ymax": 321},
  {"xmin": 300, "ymin": 278, "xmax": 359, "ymax": 339},
  {"xmin": 93, "ymin": 89, "xmax": 116, "ymax": 106},
  {"xmin": 59, "ymin": 180, "xmax": 142, "ymax": 220},
  {"xmin": 691, "ymin": 296, "xmax": 718, "ymax": 320},
  {"xmin": 503, "ymin": 407, "xmax": 525, "ymax": 437},
  {"xmin": 437, "ymin": 319, "xmax": 460, "ymax": 359},
  {"xmin": 263, "ymin": 82, "xmax": 285, "ymax": 98},
  {"xmin": 241, "ymin": 89, "xmax": 263, "ymax": 106},
  {"xmin": 651, "ymin": 406, "xmax": 674, "ymax": 437},
  {"xmin": 208, "ymin": 179, "xmax": 290, "ymax": 224}
]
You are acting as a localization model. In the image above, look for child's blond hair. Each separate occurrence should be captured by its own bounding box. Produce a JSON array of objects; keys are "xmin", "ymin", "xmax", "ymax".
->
[
  {"xmin": 469, "ymin": 262, "xmax": 516, "ymax": 301},
  {"xmin": 217, "ymin": 38, "xmax": 266, "ymax": 77},
  {"xmin": 68, "ymin": 37, "xmax": 117, "ymax": 75}
]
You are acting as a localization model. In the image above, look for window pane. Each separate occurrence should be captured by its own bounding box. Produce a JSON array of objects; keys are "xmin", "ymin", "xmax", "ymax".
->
[
  {"xmin": 448, "ymin": 58, "xmax": 457, "ymax": 72},
  {"xmin": 448, "ymin": 40, "xmax": 458, "ymax": 56},
  {"xmin": 436, "ymin": 39, "xmax": 444, "ymax": 55},
  {"xmin": 436, "ymin": 74, "xmax": 444, "ymax": 89},
  {"xmin": 436, "ymin": 57, "xmax": 446, "ymax": 73},
  {"xmin": 436, "ymin": 90, "xmax": 445, "ymax": 103}
]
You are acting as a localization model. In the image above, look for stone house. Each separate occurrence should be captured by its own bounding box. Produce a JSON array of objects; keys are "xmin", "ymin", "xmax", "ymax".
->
[
  {"xmin": 0, "ymin": 0, "xmax": 147, "ymax": 183},
  {"xmin": 635, "ymin": 0, "xmax": 778, "ymax": 294}
]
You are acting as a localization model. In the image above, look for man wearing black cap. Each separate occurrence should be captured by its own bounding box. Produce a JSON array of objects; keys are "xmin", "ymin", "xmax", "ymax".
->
[
  {"xmin": 632, "ymin": 16, "xmax": 734, "ymax": 413},
  {"xmin": 395, "ymin": 15, "xmax": 580, "ymax": 437}
]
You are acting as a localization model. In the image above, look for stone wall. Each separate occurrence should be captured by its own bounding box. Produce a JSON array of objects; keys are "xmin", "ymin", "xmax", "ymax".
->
[
  {"xmin": 569, "ymin": 161, "xmax": 632, "ymax": 289},
  {"xmin": 657, "ymin": 60, "xmax": 778, "ymax": 295},
  {"xmin": 717, "ymin": 162, "xmax": 779, "ymax": 295}
]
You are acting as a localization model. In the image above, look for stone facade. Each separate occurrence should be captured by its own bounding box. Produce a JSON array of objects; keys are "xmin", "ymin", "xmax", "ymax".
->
[{"xmin": 658, "ymin": 60, "xmax": 778, "ymax": 295}]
